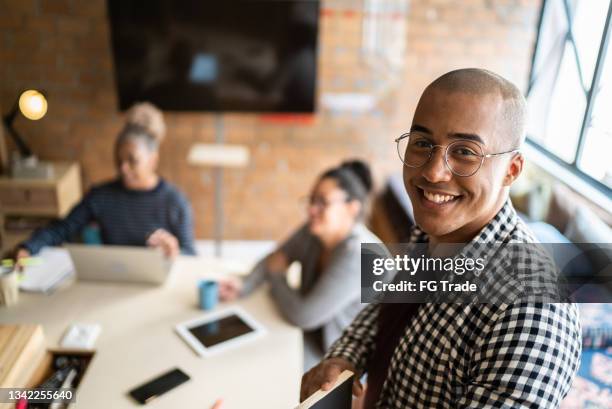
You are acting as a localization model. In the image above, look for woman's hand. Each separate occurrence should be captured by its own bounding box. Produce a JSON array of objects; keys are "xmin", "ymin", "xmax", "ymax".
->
[
  {"xmin": 7, "ymin": 247, "xmax": 31, "ymax": 271},
  {"xmin": 146, "ymin": 229, "xmax": 180, "ymax": 259},
  {"xmin": 218, "ymin": 276, "xmax": 243, "ymax": 301}
]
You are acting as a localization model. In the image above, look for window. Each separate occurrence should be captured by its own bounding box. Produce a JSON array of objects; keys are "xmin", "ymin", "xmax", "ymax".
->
[{"xmin": 527, "ymin": 0, "xmax": 612, "ymax": 192}]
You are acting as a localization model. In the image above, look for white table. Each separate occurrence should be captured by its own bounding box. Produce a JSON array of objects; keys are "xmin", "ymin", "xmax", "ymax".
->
[{"xmin": 3, "ymin": 256, "xmax": 303, "ymax": 409}]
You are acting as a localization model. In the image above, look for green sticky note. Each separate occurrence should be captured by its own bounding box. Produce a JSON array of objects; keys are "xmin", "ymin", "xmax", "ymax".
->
[{"xmin": 1, "ymin": 259, "xmax": 14, "ymax": 267}]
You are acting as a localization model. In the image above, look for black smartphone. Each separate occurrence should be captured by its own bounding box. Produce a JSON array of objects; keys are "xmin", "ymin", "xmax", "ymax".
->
[{"xmin": 128, "ymin": 368, "xmax": 190, "ymax": 404}]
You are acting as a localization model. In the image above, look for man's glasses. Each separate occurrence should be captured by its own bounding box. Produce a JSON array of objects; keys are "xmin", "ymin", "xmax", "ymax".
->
[{"xmin": 394, "ymin": 132, "xmax": 520, "ymax": 177}]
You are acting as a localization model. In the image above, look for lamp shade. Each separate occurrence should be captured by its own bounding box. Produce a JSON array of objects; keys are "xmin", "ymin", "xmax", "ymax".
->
[{"xmin": 18, "ymin": 90, "xmax": 47, "ymax": 120}]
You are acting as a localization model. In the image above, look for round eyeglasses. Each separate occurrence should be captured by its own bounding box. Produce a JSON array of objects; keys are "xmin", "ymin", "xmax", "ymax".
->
[
  {"xmin": 395, "ymin": 132, "xmax": 520, "ymax": 177},
  {"xmin": 299, "ymin": 195, "xmax": 349, "ymax": 211}
]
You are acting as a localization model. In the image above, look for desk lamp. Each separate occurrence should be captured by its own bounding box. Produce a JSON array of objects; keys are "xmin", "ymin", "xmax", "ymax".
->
[{"xmin": 2, "ymin": 90, "xmax": 54, "ymax": 178}]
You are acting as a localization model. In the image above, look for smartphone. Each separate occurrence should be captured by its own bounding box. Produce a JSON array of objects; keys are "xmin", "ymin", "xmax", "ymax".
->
[{"xmin": 128, "ymin": 368, "xmax": 190, "ymax": 404}]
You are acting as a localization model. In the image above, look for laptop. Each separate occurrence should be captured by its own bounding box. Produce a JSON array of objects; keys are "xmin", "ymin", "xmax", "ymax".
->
[{"xmin": 65, "ymin": 244, "xmax": 174, "ymax": 285}]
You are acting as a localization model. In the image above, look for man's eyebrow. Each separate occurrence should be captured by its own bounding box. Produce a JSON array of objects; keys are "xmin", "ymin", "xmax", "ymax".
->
[
  {"xmin": 410, "ymin": 125, "xmax": 486, "ymax": 145},
  {"xmin": 410, "ymin": 124, "xmax": 432, "ymax": 134},
  {"xmin": 449, "ymin": 133, "xmax": 486, "ymax": 145}
]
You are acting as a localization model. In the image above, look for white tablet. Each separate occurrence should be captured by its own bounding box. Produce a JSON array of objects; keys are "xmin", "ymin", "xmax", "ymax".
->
[{"xmin": 175, "ymin": 307, "xmax": 266, "ymax": 357}]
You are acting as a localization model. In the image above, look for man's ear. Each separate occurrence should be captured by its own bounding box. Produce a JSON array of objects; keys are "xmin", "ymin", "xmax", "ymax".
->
[{"xmin": 502, "ymin": 153, "xmax": 524, "ymax": 186}]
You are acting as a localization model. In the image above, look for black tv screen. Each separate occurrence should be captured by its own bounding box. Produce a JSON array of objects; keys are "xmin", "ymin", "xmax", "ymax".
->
[{"xmin": 107, "ymin": 0, "xmax": 319, "ymax": 113}]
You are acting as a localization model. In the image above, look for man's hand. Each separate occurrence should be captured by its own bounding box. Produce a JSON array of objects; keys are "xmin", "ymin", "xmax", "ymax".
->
[
  {"xmin": 300, "ymin": 358, "xmax": 363, "ymax": 402},
  {"xmin": 218, "ymin": 276, "xmax": 243, "ymax": 301},
  {"xmin": 146, "ymin": 229, "xmax": 179, "ymax": 259}
]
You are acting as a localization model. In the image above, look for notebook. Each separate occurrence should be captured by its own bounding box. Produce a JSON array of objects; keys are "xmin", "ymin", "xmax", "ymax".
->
[
  {"xmin": 296, "ymin": 370, "xmax": 354, "ymax": 409},
  {"xmin": 19, "ymin": 247, "xmax": 75, "ymax": 293}
]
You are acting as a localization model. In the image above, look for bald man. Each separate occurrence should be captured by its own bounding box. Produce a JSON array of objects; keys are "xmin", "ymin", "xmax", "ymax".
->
[{"xmin": 300, "ymin": 69, "xmax": 581, "ymax": 408}]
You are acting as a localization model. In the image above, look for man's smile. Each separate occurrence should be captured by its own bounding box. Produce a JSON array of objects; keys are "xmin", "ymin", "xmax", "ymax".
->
[{"xmin": 415, "ymin": 185, "xmax": 463, "ymax": 209}]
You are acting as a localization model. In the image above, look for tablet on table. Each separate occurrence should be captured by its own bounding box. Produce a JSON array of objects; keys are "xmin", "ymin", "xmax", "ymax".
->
[{"xmin": 175, "ymin": 307, "xmax": 266, "ymax": 357}]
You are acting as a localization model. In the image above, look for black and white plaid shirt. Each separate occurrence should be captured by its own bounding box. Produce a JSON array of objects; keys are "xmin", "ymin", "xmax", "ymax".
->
[{"xmin": 326, "ymin": 200, "xmax": 582, "ymax": 408}]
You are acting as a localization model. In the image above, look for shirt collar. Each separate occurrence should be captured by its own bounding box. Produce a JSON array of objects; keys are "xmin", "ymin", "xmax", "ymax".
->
[{"xmin": 409, "ymin": 199, "xmax": 520, "ymax": 260}]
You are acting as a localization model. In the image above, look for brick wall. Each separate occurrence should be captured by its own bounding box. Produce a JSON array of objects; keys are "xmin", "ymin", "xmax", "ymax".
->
[{"xmin": 0, "ymin": 0, "xmax": 541, "ymax": 240}]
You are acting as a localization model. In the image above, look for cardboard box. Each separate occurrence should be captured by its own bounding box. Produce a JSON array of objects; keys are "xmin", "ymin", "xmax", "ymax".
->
[{"xmin": 0, "ymin": 325, "xmax": 46, "ymax": 389}]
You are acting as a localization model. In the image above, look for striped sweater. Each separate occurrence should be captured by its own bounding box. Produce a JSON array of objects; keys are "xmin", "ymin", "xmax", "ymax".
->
[{"xmin": 21, "ymin": 178, "xmax": 196, "ymax": 255}]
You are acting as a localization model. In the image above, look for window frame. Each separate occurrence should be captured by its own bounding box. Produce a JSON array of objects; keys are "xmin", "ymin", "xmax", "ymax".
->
[{"xmin": 526, "ymin": 0, "xmax": 612, "ymax": 197}]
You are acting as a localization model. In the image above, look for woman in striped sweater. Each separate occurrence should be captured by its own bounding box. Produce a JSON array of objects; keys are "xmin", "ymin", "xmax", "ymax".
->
[{"xmin": 13, "ymin": 103, "xmax": 196, "ymax": 261}]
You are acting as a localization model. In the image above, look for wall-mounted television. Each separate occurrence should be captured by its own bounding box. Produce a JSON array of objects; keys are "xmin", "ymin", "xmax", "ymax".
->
[{"xmin": 107, "ymin": 0, "xmax": 320, "ymax": 113}]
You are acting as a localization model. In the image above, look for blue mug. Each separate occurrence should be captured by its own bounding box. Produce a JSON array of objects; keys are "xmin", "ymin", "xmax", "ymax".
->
[{"xmin": 198, "ymin": 280, "xmax": 219, "ymax": 310}]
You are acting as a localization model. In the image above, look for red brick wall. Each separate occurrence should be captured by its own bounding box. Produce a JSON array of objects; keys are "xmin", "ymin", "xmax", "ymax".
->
[{"xmin": 0, "ymin": 0, "xmax": 541, "ymax": 240}]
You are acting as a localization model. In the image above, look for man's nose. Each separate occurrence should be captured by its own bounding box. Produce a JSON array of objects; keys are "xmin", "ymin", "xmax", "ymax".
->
[{"xmin": 421, "ymin": 147, "xmax": 453, "ymax": 183}]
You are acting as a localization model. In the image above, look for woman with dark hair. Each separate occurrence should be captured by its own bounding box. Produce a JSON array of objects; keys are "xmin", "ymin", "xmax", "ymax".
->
[
  {"xmin": 219, "ymin": 159, "xmax": 381, "ymax": 369},
  {"xmin": 14, "ymin": 103, "xmax": 196, "ymax": 261}
]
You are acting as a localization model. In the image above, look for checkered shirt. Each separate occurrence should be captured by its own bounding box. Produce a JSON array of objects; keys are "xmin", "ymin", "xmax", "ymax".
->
[{"xmin": 325, "ymin": 200, "xmax": 582, "ymax": 408}]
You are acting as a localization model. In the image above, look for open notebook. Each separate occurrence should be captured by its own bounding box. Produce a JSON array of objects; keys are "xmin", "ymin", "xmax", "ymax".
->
[
  {"xmin": 295, "ymin": 370, "xmax": 354, "ymax": 409},
  {"xmin": 19, "ymin": 247, "xmax": 74, "ymax": 293}
]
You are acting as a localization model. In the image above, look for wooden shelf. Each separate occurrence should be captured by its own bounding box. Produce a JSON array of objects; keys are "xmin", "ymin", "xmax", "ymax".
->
[{"xmin": 0, "ymin": 161, "xmax": 82, "ymax": 252}]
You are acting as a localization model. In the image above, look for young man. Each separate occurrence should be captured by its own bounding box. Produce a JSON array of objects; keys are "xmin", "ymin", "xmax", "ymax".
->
[{"xmin": 300, "ymin": 69, "xmax": 581, "ymax": 408}]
